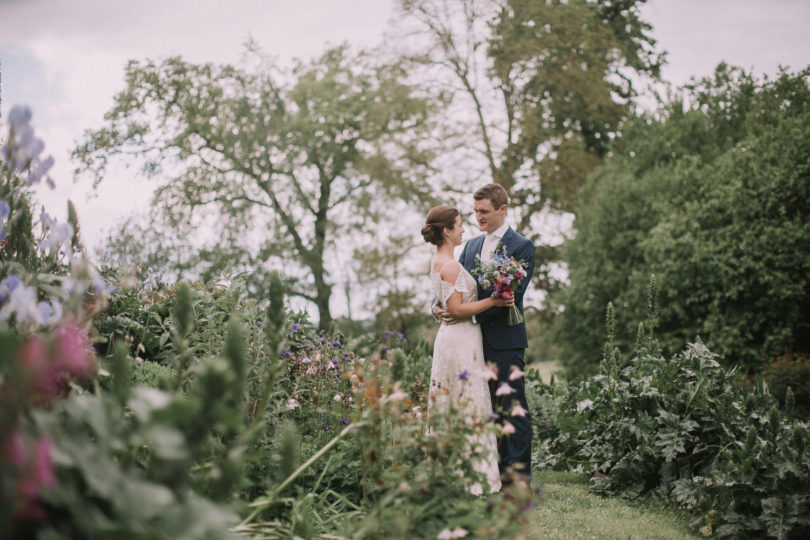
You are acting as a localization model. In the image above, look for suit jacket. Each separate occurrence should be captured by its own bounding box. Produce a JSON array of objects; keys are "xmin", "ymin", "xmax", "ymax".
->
[{"xmin": 458, "ymin": 227, "xmax": 535, "ymax": 350}]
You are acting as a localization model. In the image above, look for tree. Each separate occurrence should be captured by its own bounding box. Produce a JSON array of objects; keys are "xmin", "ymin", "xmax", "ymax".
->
[
  {"xmin": 551, "ymin": 65, "xmax": 810, "ymax": 374},
  {"xmin": 395, "ymin": 0, "xmax": 662, "ymax": 288},
  {"xmin": 74, "ymin": 46, "xmax": 440, "ymax": 329}
]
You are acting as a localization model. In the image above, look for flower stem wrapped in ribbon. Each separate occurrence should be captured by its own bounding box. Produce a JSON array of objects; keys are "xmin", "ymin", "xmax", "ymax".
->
[{"xmin": 472, "ymin": 246, "xmax": 528, "ymax": 326}]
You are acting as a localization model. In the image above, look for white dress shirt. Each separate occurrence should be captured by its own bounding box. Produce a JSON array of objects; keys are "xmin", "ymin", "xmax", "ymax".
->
[{"xmin": 480, "ymin": 222, "xmax": 509, "ymax": 260}]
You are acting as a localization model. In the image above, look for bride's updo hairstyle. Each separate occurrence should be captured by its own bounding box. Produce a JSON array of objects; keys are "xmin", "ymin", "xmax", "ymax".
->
[{"xmin": 421, "ymin": 205, "xmax": 460, "ymax": 246}]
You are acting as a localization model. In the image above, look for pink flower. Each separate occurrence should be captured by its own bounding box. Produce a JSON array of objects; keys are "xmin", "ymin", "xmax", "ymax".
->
[
  {"xmin": 495, "ymin": 382, "xmax": 516, "ymax": 396},
  {"xmin": 19, "ymin": 436, "xmax": 56, "ymax": 498},
  {"xmin": 18, "ymin": 335, "xmax": 61, "ymax": 399},
  {"xmin": 4, "ymin": 432, "xmax": 57, "ymax": 521},
  {"xmin": 480, "ymin": 364, "xmax": 498, "ymax": 381},
  {"xmin": 501, "ymin": 421, "xmax": 516, "ymax": 435},
  {"xmin": 2, "ymin": 427, "xmax": 26, "ymax": 465},
  {"xmin": 52, "ymin": 325, "xmax": 95, "ymax": 379},
  {"xmin": 499, "ymin": 287, "xmax": 513, "ymax": 299},
  {"xmin": 510, "ymin": 403, "xmax": 528, "ymax": 417},
  {"xmin": 509, "ymin": 365, "xmax": 525, "ymax": 381}
]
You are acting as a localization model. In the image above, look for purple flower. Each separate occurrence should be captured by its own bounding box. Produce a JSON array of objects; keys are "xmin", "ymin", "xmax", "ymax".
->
[
  {"xmin": 321, "ymin": 424, "xmax": 332, "ymax": 431},
  {"xmin": 290, "ymin": 323, "xmax": 301, "ymax": 333},
  {"xmin": 457, "ymin": 370, "xmax": 470, "ymax": 381},
  {"xmin": 340, "ymin": 418, "xmax": 350, "ymax": 426},
  {"xmin": 332, "ymin": 339, "xmax": 341, "ymax": 347}
]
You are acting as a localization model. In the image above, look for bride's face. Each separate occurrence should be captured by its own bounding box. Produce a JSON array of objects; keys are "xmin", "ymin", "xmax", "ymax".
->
[{"xmin": 444, "ymin": 215, "xmax": 464, "ymax": 246}]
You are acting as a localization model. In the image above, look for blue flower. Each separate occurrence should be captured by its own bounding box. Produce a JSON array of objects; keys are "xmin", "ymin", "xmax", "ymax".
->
[
  {"xmin": 457, "ymin": 370, "xmax": 471, "ymax": 381},
  {"xmin": 290, "ymin": 323, "xmax": 301, "ymax": 333},
  {"xmin": 0, "ymin": 201, "xmax": 10, "ymax": 220}
]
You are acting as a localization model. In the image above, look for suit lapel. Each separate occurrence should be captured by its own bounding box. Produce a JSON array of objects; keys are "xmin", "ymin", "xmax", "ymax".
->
[
  {"xmin": 497, "ymin": 227, "xmax": 514, "ymax": 256},
  {"xmin": 462, "ymin": 235, "xmax": 484, "ymax": 271}
]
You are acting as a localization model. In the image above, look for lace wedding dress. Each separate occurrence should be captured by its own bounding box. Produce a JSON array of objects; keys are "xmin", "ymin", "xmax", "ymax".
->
[{"xmin": 430, "ymin": 261, "xmax": 501, "ymax": 494}]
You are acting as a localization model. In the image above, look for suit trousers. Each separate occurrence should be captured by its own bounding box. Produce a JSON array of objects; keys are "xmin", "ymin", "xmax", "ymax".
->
[{"xmin": 483, "ymin": 341, "xmax": 532, "ymax": 479}]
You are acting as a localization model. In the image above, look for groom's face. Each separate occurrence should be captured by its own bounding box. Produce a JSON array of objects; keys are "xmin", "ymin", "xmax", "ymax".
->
[{"xmin": 473, "ymin": 198, "xmax": 506, "ymax": 233}]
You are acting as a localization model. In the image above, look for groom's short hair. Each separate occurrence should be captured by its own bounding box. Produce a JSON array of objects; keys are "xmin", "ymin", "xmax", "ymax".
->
[{"xmin": 474, "ymin": 183, "xmax": 508, "ymax": 209}]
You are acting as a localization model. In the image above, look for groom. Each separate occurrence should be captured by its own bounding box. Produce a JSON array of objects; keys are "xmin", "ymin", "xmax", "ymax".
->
[{"xmin": 435, "ymin": 183, "xmax": 536, "ymax": 485}]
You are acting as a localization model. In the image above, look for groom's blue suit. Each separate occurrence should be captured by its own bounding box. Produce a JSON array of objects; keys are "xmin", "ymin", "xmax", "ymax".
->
[{"xmin": 459, "ymin": 227, "xmax": 535, "ymax": 479}]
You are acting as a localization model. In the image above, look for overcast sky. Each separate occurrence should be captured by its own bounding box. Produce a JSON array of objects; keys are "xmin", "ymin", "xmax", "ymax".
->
[{"xmin": 1, "ymin": 0, "xmax": 809, "ymax": 254}]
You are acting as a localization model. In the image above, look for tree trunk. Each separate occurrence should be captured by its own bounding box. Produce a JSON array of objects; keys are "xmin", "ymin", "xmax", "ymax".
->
[{"xmin": 314, "ymin": 278, "xmax": 332, "ymax": 331}]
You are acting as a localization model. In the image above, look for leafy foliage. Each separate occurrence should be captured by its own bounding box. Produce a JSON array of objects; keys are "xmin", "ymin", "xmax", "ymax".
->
[
  {"xmin": 544, "ymin": 297, "xmax": 810, "ymax": 539},
  {"xmin": 552, "ymin": 65, "xmax": 810, "ymax": 374}
]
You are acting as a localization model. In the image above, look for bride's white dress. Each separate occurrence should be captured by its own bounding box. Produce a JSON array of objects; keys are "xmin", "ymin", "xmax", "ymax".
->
[{"xmin": 430, "ymin": 261, "xmax": 501, "ymax": 494}]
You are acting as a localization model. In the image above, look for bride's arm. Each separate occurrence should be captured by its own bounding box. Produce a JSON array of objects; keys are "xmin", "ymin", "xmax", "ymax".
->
[{"xmin": 441, "ymin": 263, "xmax": 513, "ymax": 318}]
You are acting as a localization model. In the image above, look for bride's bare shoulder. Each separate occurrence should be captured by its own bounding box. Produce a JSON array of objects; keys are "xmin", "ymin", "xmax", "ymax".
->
[
  {"xmin": 430, "ymin": 255, "xmax": 458, "ymax": 276},
  {"xmin": 437, "ymin": 260, "xmax": 461, "ymax": 284}
]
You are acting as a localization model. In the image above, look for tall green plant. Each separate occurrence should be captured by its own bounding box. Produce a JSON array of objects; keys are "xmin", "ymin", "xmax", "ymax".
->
[{"xmin": 547, "ymin": 299, "xmax": 810, "ymax": 538}]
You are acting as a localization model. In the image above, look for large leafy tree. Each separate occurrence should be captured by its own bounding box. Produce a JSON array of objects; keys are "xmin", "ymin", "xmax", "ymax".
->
[
  {"xmin": 552, "ymin": 65, "xmax": 810, "ymax": 374},
  {"xmin": 74, "ymin": 46, "xmax": 439, "ymax": 328},
  {"xmin": 396, "ymin": 0, "xmax": 662, "ymax": 289}
]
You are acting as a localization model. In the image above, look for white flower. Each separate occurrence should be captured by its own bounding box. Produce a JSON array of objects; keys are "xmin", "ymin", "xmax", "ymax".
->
[
  {"xmin": 480, "ymin": 363, "xmax": 498, "ymax": 381},
  {"xmin": 510, "ymin": 403, "xmax": 528, "ymax": 417},
  {"xmin": 501, "ymin": 421, "xmax": 516, "ymax": 435},
  {"xmin": 286, "ymin": 398, "xmax": 299, "ymax": 410},
  {"xmin": 576, "ymin": 399, "xmax": 594, "ymax": 413},
  {"xmin": 0, "ymin": 281, "xmax": 40, "ymax": 324},
  {"xmin": 437, "ymin": 527, "xmax": 468, "ymax": 539},
  {"xmin": 39, "ymin": 222, "xmax": 73, "ymax": 255},
  {"xmin": 386, "ymin": 383, "xmax": 408, "ymax": 402},
  {"xmin": 495, "ymin": 382, "xmax": 516, "ymax": 396},
  {"xmin": 388, "ymin": 390, "xmax": 408, "ymax": 402},
  {"xmin": 509, "ymin": 365, "xmax": 525, "ymax": 381},
  {"xmin": 334, "ymin": 394, "xmax": 342, "ymax": 402}
]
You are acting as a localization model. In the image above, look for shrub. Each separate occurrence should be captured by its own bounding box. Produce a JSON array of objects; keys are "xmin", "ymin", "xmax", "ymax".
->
[
  {"xmin": 546, "ymin": 298, "xmax": 810, "ymax": 539},
  {"xmin": 552, "ymin": 65, "xmax": 810, "ymax": 375}
]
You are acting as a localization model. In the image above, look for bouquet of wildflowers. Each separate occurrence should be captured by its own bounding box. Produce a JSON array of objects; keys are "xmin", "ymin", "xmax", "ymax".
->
[{"xmin": 472, "ymin": 246, "xmax": 528, "ymax": 325}]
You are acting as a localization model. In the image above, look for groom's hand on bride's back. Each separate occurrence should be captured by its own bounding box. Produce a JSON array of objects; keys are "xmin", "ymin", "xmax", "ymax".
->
[{"xmin": 432, "ymin": 305, "xmax": 461, "ymax": 325}]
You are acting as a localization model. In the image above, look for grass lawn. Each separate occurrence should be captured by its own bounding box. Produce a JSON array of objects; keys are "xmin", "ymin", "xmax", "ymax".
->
[{"xmin": 524, "ymin": 471, "xmax": 699, "ymax": 540}]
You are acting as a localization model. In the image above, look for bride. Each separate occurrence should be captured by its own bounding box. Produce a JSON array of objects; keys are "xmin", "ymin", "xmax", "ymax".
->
[{"xmin": 421, "ymin": 205, "xmax": 512, "ymax": 494}]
